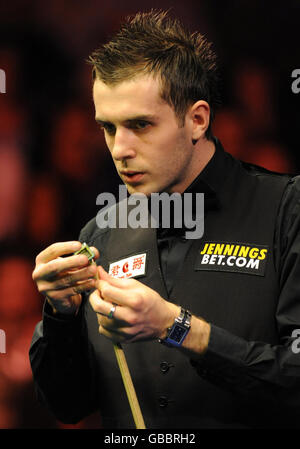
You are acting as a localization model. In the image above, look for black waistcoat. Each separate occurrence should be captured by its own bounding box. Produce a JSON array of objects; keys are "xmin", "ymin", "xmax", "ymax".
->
[{"xmin": 83, "ymin": 146, "xmax": 290, "ymax": 428}]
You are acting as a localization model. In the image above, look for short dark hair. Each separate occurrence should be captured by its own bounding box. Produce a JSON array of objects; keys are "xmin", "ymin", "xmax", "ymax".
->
[{"xmin": 88, "ymin": 10, "xmax": 220, "ymax": 140}]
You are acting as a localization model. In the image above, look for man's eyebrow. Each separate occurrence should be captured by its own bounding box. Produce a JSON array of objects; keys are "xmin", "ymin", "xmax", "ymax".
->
[
  {"xmin": 95, "ymin": 114, "xmax": 158, "ymax": 124},
  {"xmin": 95, "ymin": 118, "xmax": 111, "ymax": 125}
]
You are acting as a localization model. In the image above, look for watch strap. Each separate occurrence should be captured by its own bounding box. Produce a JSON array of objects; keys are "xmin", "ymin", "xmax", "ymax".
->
[{"xmin": 158, "ymin": 307, "xmax": 191, "ymax": 347}]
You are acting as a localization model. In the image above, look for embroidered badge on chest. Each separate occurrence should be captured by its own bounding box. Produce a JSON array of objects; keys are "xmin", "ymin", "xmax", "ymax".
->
[
  {"xmin": 195, "ymin": 242, "xmax": 269, "ymax": 276},
  {"xmin": 109, "ymin": 253, "xmax": 147, "ymax": 279}
]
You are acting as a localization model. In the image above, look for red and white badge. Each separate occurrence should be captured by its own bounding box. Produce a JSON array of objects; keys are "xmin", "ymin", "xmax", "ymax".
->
[{"xmin": 109, "ymin": 253, "xmax": 147, "ymax": 279}]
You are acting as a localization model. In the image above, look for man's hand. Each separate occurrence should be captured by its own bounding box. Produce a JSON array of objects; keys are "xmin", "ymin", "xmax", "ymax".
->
[
  {"xmin": 32, "ymin": 241, "xmax": 99, "ymax": 315},
  {"xmin": 89, "ymin": 266, "xmax": 180, "ymax": 343}
]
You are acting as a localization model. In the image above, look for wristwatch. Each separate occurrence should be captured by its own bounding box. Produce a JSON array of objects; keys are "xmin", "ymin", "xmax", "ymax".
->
[{"xmin": 158, "ymin": 307, "xmax": 192, "ymax": 347}]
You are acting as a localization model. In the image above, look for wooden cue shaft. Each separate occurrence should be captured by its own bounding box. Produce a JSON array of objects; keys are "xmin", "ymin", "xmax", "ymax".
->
[
  {"xmin": 93, "ymin": 261, "xmax": 146, "ymax": 429},
  {"xmin": 113, "ymin": 342, "xmax": 146, "ymax": 429}
]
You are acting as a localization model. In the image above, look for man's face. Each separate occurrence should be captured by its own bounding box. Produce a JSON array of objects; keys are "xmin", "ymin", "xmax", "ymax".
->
[{"xmin": 93, "ymin": 74, "xmax": 196, "ymax": 196}]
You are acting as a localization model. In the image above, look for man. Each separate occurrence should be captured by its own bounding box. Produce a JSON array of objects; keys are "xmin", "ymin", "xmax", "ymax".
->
[{"xmin": 30, "ymin": 11, "xmax": 300, "ymax": 428}]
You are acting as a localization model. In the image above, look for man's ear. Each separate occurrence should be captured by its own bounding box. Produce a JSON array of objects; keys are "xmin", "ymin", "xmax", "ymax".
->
[{"xmin": 188, "ymin": 100, "xmax": 210, "ymax": 143}]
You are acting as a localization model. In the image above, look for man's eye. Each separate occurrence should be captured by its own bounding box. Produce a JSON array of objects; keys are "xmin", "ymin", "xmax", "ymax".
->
[
  {"xmin": 101, "ymin": 123, "xmax": 115, "ymax": 135},
  {"xmin": 136, "ymin": 121, "xmax": 148, "ymax": 129},
  {"xmin": 131, "ymin": 121, "xmax": 150, "ymax": 130}
]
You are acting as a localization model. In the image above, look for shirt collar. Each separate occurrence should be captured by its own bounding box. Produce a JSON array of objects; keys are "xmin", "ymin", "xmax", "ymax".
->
[{"xmin": 184, "ymin": 137, "xmax": 228, "ymax": 201}]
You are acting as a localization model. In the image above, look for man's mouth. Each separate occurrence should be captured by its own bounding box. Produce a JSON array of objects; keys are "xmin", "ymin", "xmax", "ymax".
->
[{"xmin": 120, "ymin": 171, "xmax": 145, "ymax": 184}]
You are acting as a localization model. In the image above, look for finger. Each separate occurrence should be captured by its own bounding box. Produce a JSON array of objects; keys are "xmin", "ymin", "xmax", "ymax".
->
[
  {"xmin": 99, "ymin": 323, "xmax": 142, "ymax": 343},
  {"xmin": 34, "ymin": 254, "xmax": 91, "ymax": 281},
  {"xmin": 38, "ymin": 264, "xmax": 97, "ymax": 292},
  {"xmin": 36, "ymin": 241, "xmax": 83, "ymax": 264},
  {"xmin": 98, "ymin": 265, "xmax": 111, "ymax": 280},
  {"xmin": 90, "ymin": 247, "xmax": 100, "ymax": 260},
  {"xmin": 89, "ymin": 289, "xmax": 123, "ymax": 319},
  {"xmin": 99, "ymin": 325, "xmax": 125, "ymax": 344},
  {"xmin": 89, "ymin": 289, "xmax": 112, "ymax": 315},
  {"xmin": 97, "ymin": 280, "xmax": 131, "ymax": 307},
  {"xmin": 98, "ymin": 265, "xmax": 134, "ymax": 289},
  {"xmin": 47, "ymin": 279, "xmax": 96, "ymax": 300}
]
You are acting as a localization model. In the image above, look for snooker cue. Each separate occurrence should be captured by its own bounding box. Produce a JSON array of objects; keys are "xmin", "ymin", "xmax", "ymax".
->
[{"xmin": 92, "ymin": 253, "xmax": 146, "ymax": 429}]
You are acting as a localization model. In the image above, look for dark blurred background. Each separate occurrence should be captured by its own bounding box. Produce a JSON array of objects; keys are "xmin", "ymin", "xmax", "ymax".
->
[{"xmin": 0, "ymin": 0, "xmax": 299, "ymax": 428}]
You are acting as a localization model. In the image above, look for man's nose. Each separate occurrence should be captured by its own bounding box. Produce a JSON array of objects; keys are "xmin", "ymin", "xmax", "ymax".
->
[{"xmin": 111, "ymin": 127, "xmax": 136, "ymax": 161}]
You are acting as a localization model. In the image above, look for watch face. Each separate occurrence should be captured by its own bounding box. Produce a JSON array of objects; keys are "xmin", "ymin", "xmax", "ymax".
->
[{"xmin": 168, "ymin": 324, "xmax": 187, "ymax": 343}]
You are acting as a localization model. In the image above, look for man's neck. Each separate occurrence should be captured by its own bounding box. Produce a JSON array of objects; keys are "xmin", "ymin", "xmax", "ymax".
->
[{"xmin": 175, "ymin": 138, "xmax": 216, "ymax": 195}]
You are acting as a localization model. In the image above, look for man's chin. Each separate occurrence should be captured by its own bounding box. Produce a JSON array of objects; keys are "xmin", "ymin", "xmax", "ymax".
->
[{"xmin": 126, "ymin": 184, "xmax": 153, "ymax": 197}]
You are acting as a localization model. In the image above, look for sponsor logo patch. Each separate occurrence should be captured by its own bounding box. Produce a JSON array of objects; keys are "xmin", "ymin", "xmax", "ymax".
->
[
  {"xmin": 195, "ymin": 242, "xmax": 269, "ymax": 276},
  {"xmin": 109, "ymin": 253, "xmax": 147, "ymax": 279}
]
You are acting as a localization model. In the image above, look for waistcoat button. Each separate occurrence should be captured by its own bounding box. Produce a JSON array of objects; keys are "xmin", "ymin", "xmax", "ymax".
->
[
  {"xmin": 160, "ymin": 361, "xmax": 170, "ymax": 373},
  {"xmin": 158, "ymin": 395, "xmax": 169, "ymax": 408}
]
